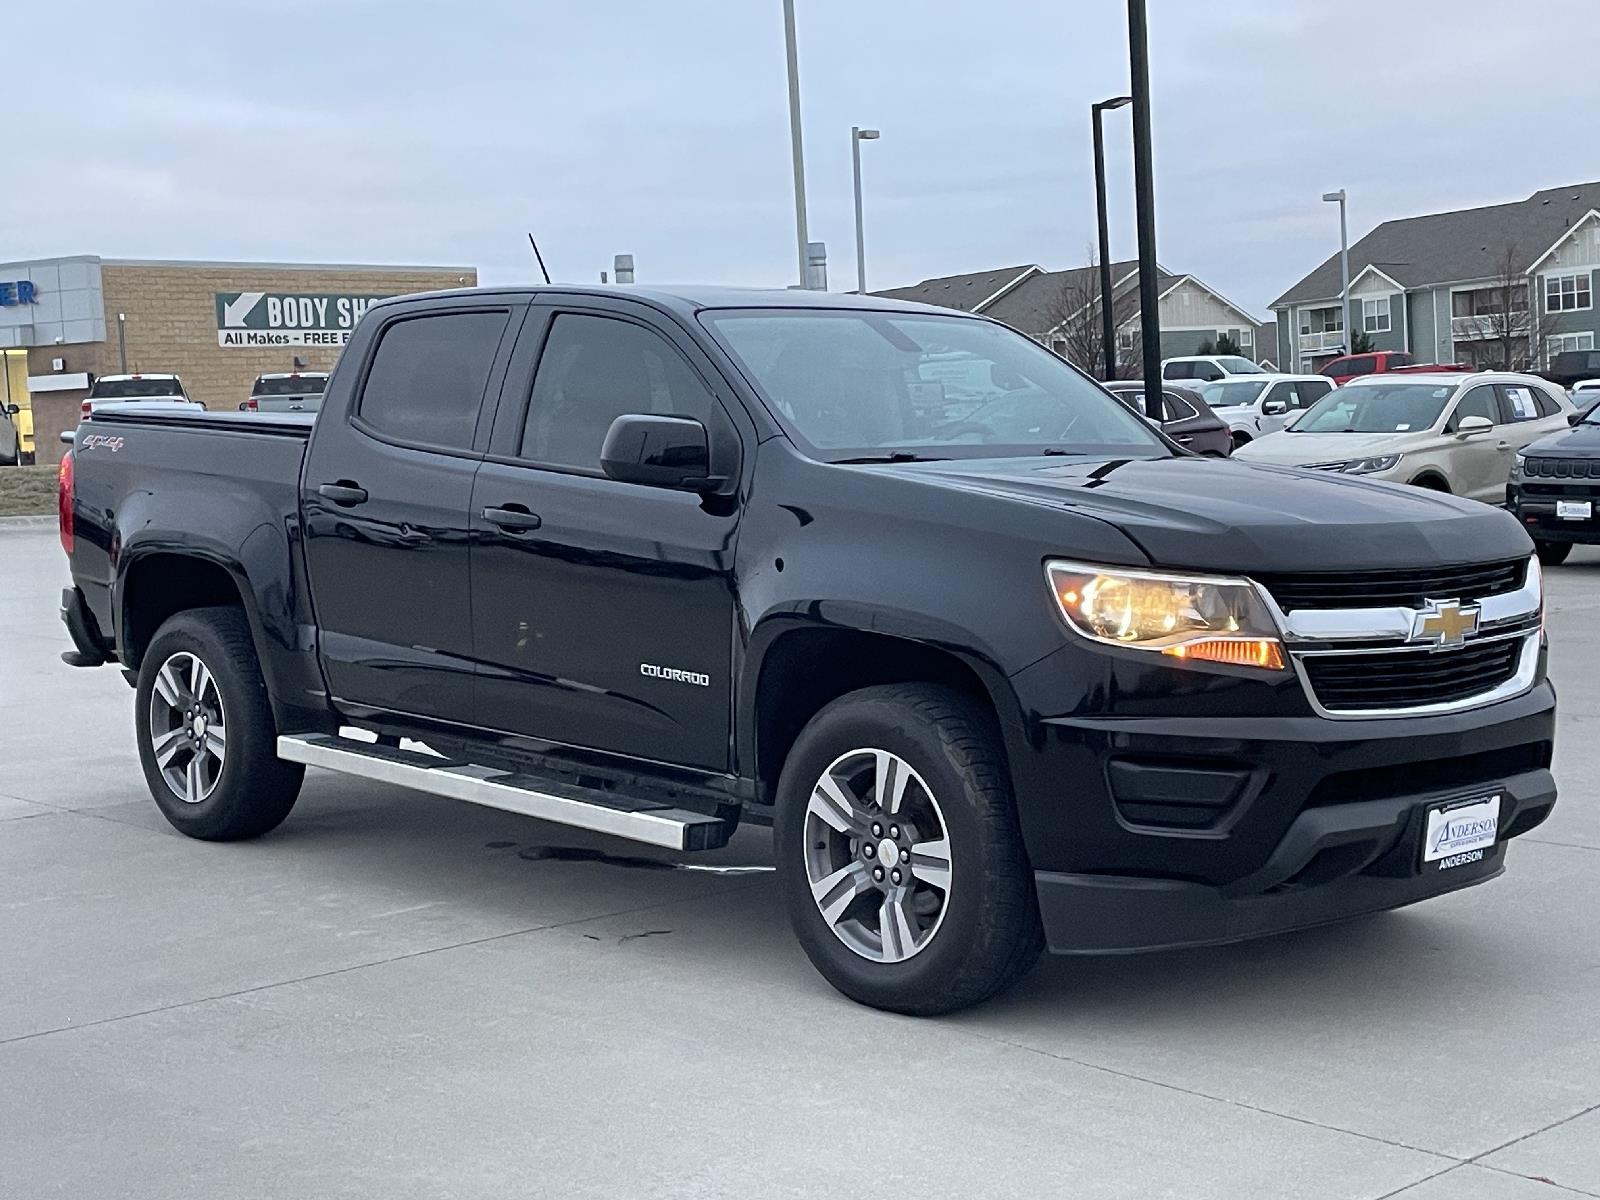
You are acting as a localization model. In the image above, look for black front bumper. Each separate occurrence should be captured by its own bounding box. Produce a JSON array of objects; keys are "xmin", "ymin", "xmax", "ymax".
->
[
  {"xmin": 1036, "ymin": 766, "xmax": 1552, "ymax": 953},
  {"xmin": 1004, "ymin": 652, "xmax": 1557, "ymax": 954},
  {"xmin": 1510, "ymin": 484, "xmax": 1600, "ymax": 543}
]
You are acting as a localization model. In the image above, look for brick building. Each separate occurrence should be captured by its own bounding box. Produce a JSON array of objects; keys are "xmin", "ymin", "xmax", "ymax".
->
[{"xmin": 0, "ymin": 256, "xmax": 477, "ymax": 465}]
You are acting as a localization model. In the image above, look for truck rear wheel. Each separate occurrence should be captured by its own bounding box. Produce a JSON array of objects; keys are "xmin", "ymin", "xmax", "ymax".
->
[
  {"xmin": 774, "ymin": 683, "xmax": 1043, "ymax": 1015},
  {"xmin": 134, "ymin": 606, "xmax": 303, "ymax": 840}
]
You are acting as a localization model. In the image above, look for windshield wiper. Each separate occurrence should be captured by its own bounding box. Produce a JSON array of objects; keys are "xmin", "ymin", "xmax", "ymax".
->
[{"xmin": 832, "ymin": 452, "xmax": 949, "ymax": 464}]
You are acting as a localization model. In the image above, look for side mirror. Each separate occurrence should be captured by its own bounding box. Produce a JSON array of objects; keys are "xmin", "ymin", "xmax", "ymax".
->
[
  {"xmin": 1455, "ymin": 415, "xmax": 1494, "ymax": 438},
  {"xmin": 1262, "ymin": 399, "xmax": 1289, "ymax": 416},
  {"xmin": 600, "ymin": 414, "xmax": 722, "ymax": 491}
]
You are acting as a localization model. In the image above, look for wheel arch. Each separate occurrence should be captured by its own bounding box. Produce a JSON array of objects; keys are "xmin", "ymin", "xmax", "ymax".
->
[
  {"xmin": 1408, "ymin": 470, "xmax": 1452, "ymax": 492},
  {"xmin": 740, "ymin": 620, "xmax": 1023, "ymax": 808}
]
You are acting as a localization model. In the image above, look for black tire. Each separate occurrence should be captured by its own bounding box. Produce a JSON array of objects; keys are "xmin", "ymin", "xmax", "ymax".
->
[
  {"xmin": 1536, "ymin": 541, "xmax": 1572, "ymax": 566},
  {"xmin": 1231, "ymin": 431, "xmax": 1251, "ymax": 450},
  {"xmin": 774, "ymin": 683, "xmax": 1044, "ymax": 1015},
  {"xmin": 1411, "ymin": 475, "xmax": 1452, "ymax": 492},
  {"xmin": 134, "ymin": 606, "xmax": 303, "ymax": 840}
]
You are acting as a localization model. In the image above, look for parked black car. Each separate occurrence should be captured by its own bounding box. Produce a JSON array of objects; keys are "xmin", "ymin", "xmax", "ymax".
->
[
  {"xmin": 59, "ymin": 285, "xmax": 1556, "ymax": 1015},
  {"xmin": 1103, "ymin": 381, "xmax": 1233, "ymax": 456},
  {"xmin": 1542, "ymin": 349, "xmax": 1600, "ymax": 390},
  {"xmin": 1509, "ymin": 399, "xmax": 1600, "ymax": 564}
]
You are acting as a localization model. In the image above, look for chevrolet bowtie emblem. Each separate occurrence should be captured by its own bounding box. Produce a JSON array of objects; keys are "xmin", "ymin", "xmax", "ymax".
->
[{"xmin": 1414, "ymin": 599, "xmax": 1480, "ymax": 648}]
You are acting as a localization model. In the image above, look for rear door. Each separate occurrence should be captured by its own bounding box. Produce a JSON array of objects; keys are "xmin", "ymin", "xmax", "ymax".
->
[
  {"xmin": 468, "ymin": 298, "xmax": 748, "ymax": 770},
  {"xmin": 1501, "ymin": 381, "xmax": 1570, "ymax": 452},
  {"xmin": 301, "ymin": 298, "xmax": 520, "ymax": 722}
]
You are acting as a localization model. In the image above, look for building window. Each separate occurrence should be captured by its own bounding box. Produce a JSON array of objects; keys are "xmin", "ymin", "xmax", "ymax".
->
[
  {"xmin": 1118, "ymin": 329, "xmax": 1136, "ymax": 350},
  {"xmin": 1548, "ymin": 331, "xmax": 1596, "ymax": 366},
  {"xmin": 1545, "ymin": 272, "xmax": 1593, "ymax": 313},
  {"xmin": 1362, "ymin": 296, "xmax": 1392, "ymax": 333},
  {"xmin": 1050, "ymin": 338, "xmax": 1067, "ymax": 356}
]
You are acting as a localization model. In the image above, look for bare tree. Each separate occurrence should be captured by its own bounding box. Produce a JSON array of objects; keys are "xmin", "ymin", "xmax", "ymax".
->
[
  {"xmin": 1450, "ymin": 244, "xmax": 1564, "ymax": 370},
  {"xmin": 1041, "ymin": 250, "xmax": 1111, "ymax": 377}
]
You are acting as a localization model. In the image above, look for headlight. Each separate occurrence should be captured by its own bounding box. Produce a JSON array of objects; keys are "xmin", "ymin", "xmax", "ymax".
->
[
  {"xmin": 1343, "ymin": 454, "xmax": 1402, "ymax": 474},
  {"xmin": 1046, "ymin": 562, "xmax": 1286, "ymax": 670},
  {"xmin": 1512, "ymin": 451, "xmax": 1527, "ymax": 476}
]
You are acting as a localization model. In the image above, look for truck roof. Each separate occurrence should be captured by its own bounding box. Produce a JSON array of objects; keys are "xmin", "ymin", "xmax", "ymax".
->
[{"xmin": 373, "ymin": 284, "xmax": 965, "ymax": 319}]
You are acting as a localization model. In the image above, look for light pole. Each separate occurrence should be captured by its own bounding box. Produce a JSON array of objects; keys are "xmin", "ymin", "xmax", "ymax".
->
[
  {"xmin": 782, "ymin": 0, "xmax": 811, "ymax": 287},
  {"xmin": 1127, "ymin": 0, "xmax": 1162, "ymax": 420},
  {"xmin": 851, "ymin": 127, "xmax": 880, "ymax": 295},
  {"xmin": 1092, "ymin": 96, "xmax": 1132, "ymax": 381},
  {"xmin": 1323, "ymin": 189, "xmax": 1350, "ymax": 354}
]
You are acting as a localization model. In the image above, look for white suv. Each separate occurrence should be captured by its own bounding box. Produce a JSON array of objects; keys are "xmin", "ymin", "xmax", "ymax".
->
[
  {"xmin": 1160, "ymin": 355, "xmax": 1266, "ymax": 383},
  {"xmin": 1235, "ymin": 372, "xmax": 1574, "ymax": 504},
  {"xmin": 1196, "ymin": 375, "xmax": 1334, "ymax": 447}
]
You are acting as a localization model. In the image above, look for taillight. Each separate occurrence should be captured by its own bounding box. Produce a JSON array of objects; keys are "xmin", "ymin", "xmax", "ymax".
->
[
  {"xmin": 58, "ymin": 451, "xmax": 75, "ymax": 556},
  {"xmin": 81, "ymin": 399, "xmax": 92, "ymax": 419},
  {"xmin": 245, "ymin": 396, "xmax": 259, "ymax": 411}
]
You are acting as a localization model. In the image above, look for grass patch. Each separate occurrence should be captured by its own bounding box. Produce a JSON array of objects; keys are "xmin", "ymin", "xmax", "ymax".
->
[{"xmin": 0, "ymin": 465, "xmax": 58, "ymax": 517}]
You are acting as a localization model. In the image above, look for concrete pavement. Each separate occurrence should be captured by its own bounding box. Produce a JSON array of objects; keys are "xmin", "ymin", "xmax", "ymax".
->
[{"xmin": 3, "ymin": 524, "xmax": 1597, "ymax": 1199}]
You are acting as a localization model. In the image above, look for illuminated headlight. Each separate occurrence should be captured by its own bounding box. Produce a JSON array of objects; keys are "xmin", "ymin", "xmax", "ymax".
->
[
  {"xmin": 1046, "ymin": 562, "xmax": 1286, "ymax": 670},
  {"xmin": 1343, "ymin": 454, "xmax": 1402, "ymax": 474}
]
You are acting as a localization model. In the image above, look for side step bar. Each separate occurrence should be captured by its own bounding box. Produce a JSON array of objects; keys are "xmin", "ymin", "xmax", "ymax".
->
[{"xmin": 277, "ymin": 733, "xmax": 733, "ymax": 851}]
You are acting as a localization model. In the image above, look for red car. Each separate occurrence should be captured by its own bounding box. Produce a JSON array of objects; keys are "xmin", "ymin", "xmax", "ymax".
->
[{"xmin": 1319, "ymin": 351, "xmax": 1468, "ymax": 386}]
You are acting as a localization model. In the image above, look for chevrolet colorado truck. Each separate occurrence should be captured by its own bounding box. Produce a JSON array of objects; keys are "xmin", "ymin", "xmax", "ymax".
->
[{"xmin": 58, "ymin": 285, "xmax": 1558, "ymax": 1014}]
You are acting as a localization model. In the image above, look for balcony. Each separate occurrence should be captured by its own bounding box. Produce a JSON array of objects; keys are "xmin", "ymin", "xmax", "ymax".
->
[
  {"xmin": 1451, "ymin": 313, "xmax": 1522, "ymax": 341},
  {"xmin": 1298, "ymin": 330, "xmax": 1345, "ymax": 354}
]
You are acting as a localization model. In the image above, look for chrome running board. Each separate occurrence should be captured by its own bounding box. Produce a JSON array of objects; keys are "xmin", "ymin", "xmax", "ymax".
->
[{"xmin": 277, "ymin": 733, "xmax": 732, "ymax": 851}]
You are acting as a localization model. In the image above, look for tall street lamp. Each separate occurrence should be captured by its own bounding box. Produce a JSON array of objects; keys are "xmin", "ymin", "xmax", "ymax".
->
[
  {"xmin": 1091, "ymin": 96, "xmax": 1133, "ymax": 381},
  {"xmin": 851, "ymin": 127, "xmax": 880, "ymax": 295},
  {"xmin": 782, "ymin": 0, "xmax": 812, "ymax": 288},
  {"xmin": 1127, "ymin": 0, "xmax": 1163, "ymax": 420},
  {"xmin": 1323, "ymin": 189, "xmax": 1351, "ymax": 354}
]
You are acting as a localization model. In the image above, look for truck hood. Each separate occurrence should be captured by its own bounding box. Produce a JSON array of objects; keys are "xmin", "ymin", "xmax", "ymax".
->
[
  {"xmin": 1233, "ymin": 429, "xmax": 1422, "ymax": 465},
  {"xmin": 881, "ymin": 454, "xmax": 1529, "ymax": 573}
]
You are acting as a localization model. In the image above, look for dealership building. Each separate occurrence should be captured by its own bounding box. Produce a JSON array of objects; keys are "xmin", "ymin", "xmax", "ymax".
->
[{"xmin": 0, "ymin": 255, "xmax": 477, "ymax": 465}]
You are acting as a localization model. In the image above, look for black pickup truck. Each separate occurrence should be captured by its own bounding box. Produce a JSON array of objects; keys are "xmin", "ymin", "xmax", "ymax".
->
[{"xmin": 59, "ymin": 285, "xmax": 1557, "ymax": 1014}]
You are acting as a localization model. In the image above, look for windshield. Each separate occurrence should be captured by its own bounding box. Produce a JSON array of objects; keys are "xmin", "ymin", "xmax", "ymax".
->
[
  {"xmin": 1217, "ymin": 357, "xmax": 1265, "ymax": 375},
  {"xmin": 1292, "ymin": 382, "xmax": 1456, "ymax": 433},
  {"xmin": 88, "ymin": 378, "xmax": 184, "ymax": 399},
  {"xmin": 252, "ymin": 375, "xmax": 327, "ymax": 396},
  {"xmin": 702, "ymin": 309, "xmax": 1168, "ymax": 460},
  {"xmin": 1200, "ymin": 380, "xmax": 1269, "ymax": 407},
  {"xmin": 1582, "ymin": 404, "xmax": 1600, "ymax": 426}
]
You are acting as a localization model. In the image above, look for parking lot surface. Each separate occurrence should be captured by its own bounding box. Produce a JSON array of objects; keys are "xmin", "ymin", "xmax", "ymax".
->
[{"xmin": 3, "ymin": 522, "xmax": 1598, "ymax": 1199}]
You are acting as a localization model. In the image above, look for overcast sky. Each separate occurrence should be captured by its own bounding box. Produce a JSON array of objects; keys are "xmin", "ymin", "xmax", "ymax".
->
[{"xmin": 6, "ymin": 0, "xmax": 1599, "ymax": 316}]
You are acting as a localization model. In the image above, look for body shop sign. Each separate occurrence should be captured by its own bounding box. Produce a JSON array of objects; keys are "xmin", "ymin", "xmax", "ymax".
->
[{"xmin": 215, "ymin": 292, "xmax": 392, "ymax": 347}]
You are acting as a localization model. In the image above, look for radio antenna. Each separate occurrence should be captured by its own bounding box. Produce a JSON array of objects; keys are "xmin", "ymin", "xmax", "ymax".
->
[{"xmin": 527, "ymin": 233, "xmax": 552, "ymax": 285}]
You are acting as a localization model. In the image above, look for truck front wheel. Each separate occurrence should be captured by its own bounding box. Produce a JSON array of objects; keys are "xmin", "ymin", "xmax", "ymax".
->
[
  {"xmin": 134, "ymin": 606, "xmax": 304, "ymax": 840},
  {"xmin": 774, "ymin": 683, "xmax": 1043, "ymax": 1015}
]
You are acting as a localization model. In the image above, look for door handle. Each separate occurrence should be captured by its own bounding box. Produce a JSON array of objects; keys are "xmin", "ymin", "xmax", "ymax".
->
[
  {"xmin": 318, "ymin": 481, "xmax": 368, "ymax": 506},
  {"xmin": 482, "ymin": 505, "xmax": 543, "ymax": 532}
]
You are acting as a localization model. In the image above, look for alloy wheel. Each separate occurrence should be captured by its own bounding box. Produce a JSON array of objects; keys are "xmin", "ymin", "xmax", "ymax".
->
[
  {"xmin": 148, "ymin": 651, "xmax": 228, "ymax": 804},
  {"xmin": 803, "ymin": 748, "xmax": 953, "ymax": 963}
]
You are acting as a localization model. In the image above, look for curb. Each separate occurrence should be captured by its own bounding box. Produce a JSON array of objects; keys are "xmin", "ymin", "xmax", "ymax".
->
[{"xmin": 0, "ymin": 515, "xmax": 56, "ymax": 530}]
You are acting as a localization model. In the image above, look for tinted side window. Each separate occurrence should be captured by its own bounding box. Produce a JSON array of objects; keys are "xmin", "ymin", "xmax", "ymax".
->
[
  {"xmin": 1162, "ymin": 361, "xmax": 1189, "ymax": 380},
  {"xmin": 520, "ymin": 313, "xmax": 726, "ymax": 471},
  {"xmin": 1450, "ymin": 385, "xmax": 1499, "ymax": 429},
  {"xmin": 1344, "ymin": 356, "xmax": 1377, "ymax": 377},
  {"xmin": 1391, "ymin": 352, "xmax": 1414, "ymax": 368},
  {"xmin": 1294, "ymin": 380, "xmax": 1332, "ymax": 407},
  {"xmin": 1263, "ymin": 382, "xmax": 1294, "ymax": 406},
  {"xmin": 1499, "ymin": 384, "xmax": 1545, "ymax": 422},
  {"xmin": 1193, "ymin": 362, "xmax": 1225, "ymax": 382},
  {"xmin": 357, "ymin": 311, "xmax": 510, "ymax": 450},
  {"xmin": 1162, "ymin": 391, "xmax": 1196, "ymax": 421}
]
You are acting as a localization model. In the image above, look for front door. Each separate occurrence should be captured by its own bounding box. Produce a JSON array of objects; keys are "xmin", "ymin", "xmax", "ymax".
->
[
  {"xmin": 468, "ymin": 301, "xmax": 745, "ymax": 771},
  {"xmin": 1443, "ymin": 383, "xmax": 1512, "ymax": 504},
  {"xmin": 301, "ymin": 300, "xmax": 519, "ymax": 722}
]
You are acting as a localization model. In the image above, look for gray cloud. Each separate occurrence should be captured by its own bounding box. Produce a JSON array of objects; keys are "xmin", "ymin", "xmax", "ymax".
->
[{"xmin": 5, "ymin": 0, "xmax": 1597, "ymax": 316}]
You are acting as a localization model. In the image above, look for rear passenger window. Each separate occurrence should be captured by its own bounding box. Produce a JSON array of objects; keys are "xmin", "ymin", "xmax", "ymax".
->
[
  {"xmin": 520, "ymin": 313, "xmax": 727, "ymax": 472},
  {"xmin": 1501, "ymin": 385, "xmax": 1550, "ymax": 421},
  {"xmin": 1295, "ymin": 380, "xmax": 1332, "ymax": 407},
  {"xmin": 358, "ymin": 311, "xmax": 509, "ymax": 450}
]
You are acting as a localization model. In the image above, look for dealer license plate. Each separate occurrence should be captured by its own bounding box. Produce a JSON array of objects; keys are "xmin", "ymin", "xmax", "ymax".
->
[
  {"xmin": 1557, "ymin": 499, "xmax": 1592, "ymax": 520},
  {"xmin": 1423, "ymin": 795, "xmax": 1501, "ymax": 871}
]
